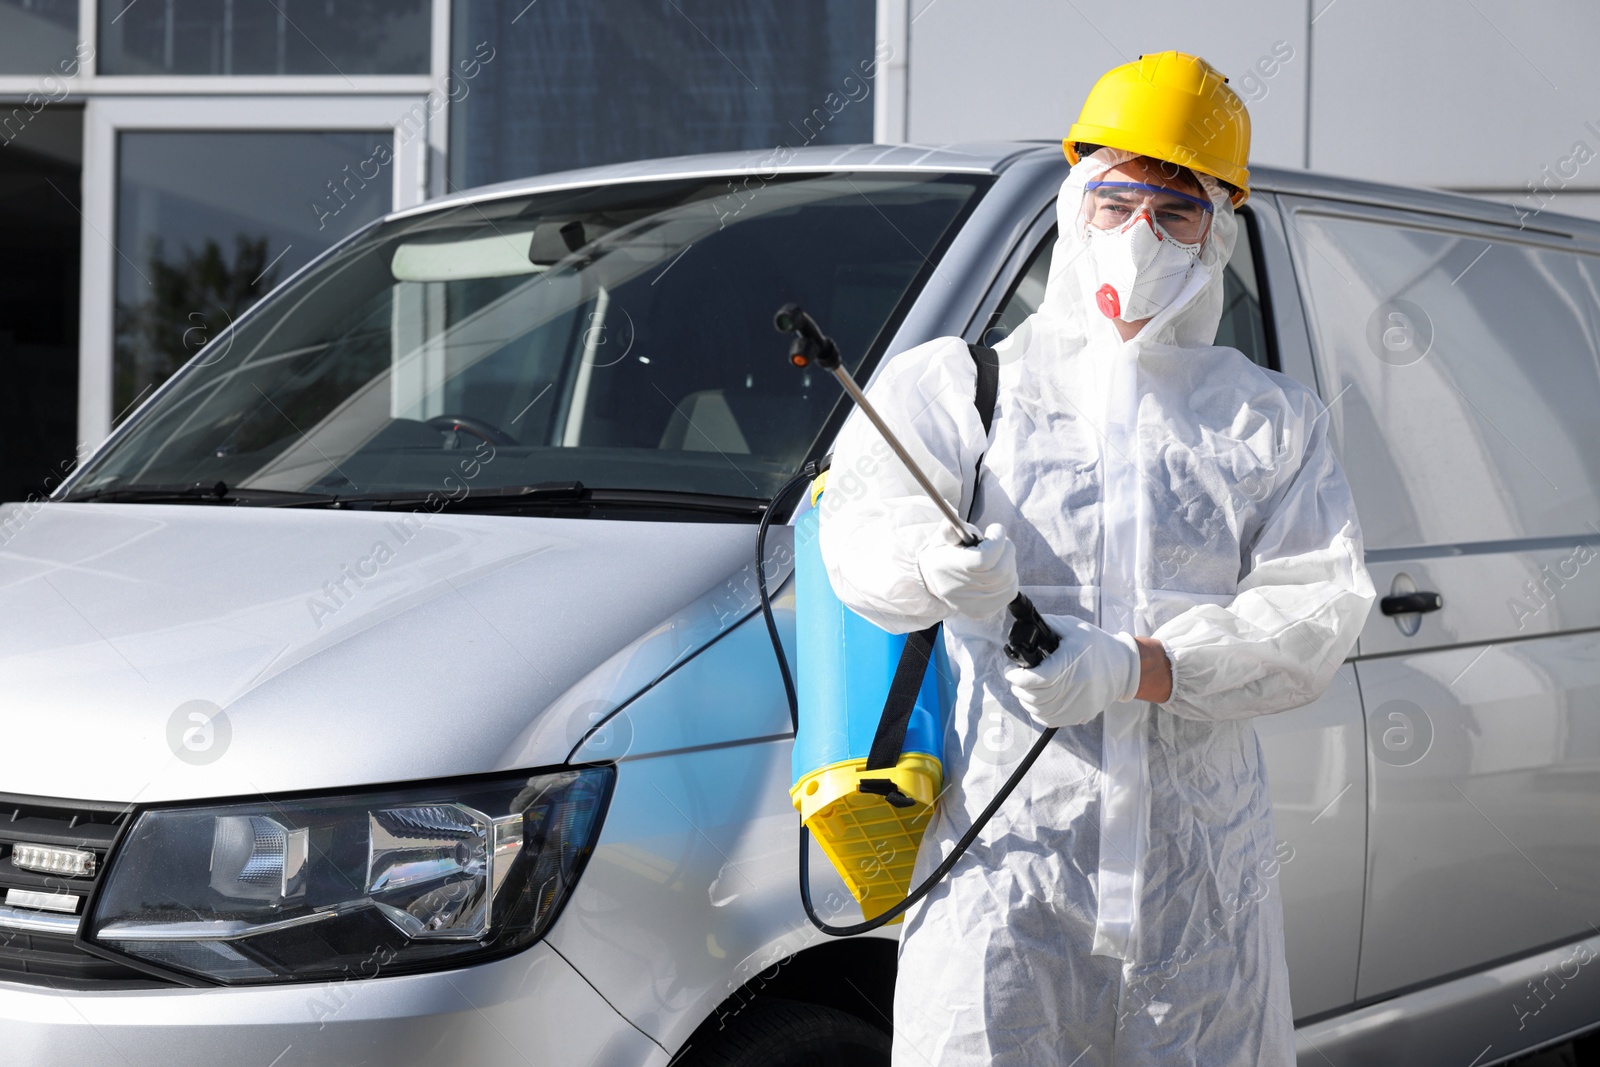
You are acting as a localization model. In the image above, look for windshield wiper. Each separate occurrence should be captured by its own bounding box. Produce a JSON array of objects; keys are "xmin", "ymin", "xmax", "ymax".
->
[
  {"xmin": 59, "ymin": 482, "xmax": 334, "ymax": 506},
  {"xmin": 56, "ymin": 480, "xmax": 767, "ymax": 518},
  {"xmin": 301, "ymin": 481, "xmax": 769, "ymax": 518},
  {"xmin": 300, "ymin": 480, "xmax": 590, "ymax": 510}
]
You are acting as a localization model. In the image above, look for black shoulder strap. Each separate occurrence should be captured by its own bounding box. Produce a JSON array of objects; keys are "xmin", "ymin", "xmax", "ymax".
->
[
  {"xmin": 858, "ymin": 342, "xmax": 1002, "ymax": 802},
  {"xmin": 864, "ymin": 623, "xmax": 939, "ymax": 774},
  {"xmin": 968, "ymin": 343, "xmax": 1000, "ymax": 435}
]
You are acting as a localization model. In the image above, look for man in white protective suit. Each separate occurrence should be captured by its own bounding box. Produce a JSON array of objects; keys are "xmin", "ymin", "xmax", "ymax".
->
[{"xmin": 818, "ymin": 52, "xmax": 1376, "ymax": 1065}]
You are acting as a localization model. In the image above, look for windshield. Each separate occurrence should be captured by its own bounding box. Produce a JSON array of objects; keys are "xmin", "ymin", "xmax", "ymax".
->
[{"xmin": 68, "ymin": 171, "xmax": 988, "ymax": 512}]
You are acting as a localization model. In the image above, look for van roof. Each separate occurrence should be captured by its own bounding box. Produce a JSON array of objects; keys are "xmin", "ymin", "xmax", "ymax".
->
[
  {"xmin": 393, "ymin": 141, "xmax": 1030, "ymax": 220},
  {"xmin": 398, "ymin": 141, "xmax": 1600, "ymax": 250}
]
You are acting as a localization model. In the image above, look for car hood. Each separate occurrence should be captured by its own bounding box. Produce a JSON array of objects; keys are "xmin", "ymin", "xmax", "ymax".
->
[{"xmin": 0, "ymin": 503, "xmax": 759, "ymax": 802}]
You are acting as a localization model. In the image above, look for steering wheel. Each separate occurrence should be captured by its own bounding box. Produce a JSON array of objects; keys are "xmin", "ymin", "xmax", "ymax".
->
[{"xmin": 426, "ymin": 414, "xmax": 519, "ymax": 447}]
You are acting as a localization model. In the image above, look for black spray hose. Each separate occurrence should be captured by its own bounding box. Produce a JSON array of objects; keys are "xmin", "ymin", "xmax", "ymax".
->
[
  {"xmin": 756, "ymin": 468, "xmax": 816, "ymax": 732},
  {"xmin": 753, "ymin": 473, "xmax": 1058, "ymax": 937}
]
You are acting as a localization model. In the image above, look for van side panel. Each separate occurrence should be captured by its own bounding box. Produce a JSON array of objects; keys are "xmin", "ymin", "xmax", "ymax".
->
[
  {"xmin": 1354, "ymin": 639, "xmax": 1600, "ymax": 990},
  {"xmin": 1296, "ymin": 932, "xmax": 1600, "ymax": 1067},
  {"xmin": 1247, "ymin": 197, "xmax": 1371, "ymax": 1022},
  {"xmin": 1283, "ymin": 198, "xmax": 1600, "ymax": 1016},
  {"xmin": 1252, "ymin": 666, "xmax": 1368, "ymax": 1020},
  {"xmin": 547, "ymin": 604, "xmax": 896, "ymax": 1055}
]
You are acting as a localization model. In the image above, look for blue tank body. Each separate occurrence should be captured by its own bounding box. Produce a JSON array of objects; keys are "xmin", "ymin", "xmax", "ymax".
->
[{"xmin": 791, "ymin": 503, "xmax": 947, "ymax": 787}]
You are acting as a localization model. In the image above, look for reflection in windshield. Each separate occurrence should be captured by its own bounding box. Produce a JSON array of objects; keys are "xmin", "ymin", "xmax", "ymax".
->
[
  {"xmin": 72, "ymin": 172, "xmax": 988, "ymax": 509},
  {"xmin": 114, "ymin": 234, "xmax": 284, "ymax": 420}
]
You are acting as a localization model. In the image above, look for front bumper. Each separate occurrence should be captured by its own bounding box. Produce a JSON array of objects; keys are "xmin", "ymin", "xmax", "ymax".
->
[{"xmin": 0, "ymin": 942, "xmax": 667, "ymax": 1067}]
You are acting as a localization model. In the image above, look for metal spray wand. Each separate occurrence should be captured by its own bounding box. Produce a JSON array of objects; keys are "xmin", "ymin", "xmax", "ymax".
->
[{"xmin": 774, "ymin": 303, "xmax": 1059, "ymax": 668}]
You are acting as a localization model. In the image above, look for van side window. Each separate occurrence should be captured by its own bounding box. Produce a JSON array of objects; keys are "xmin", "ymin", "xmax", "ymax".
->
[
  {"xmin": 1291, "ymin": 212, "xmax": 1600, "ymax": 549},
  {"xmin": 1214, "ymin": 211, "xmax": 1270, "ymax": 366},
  {"xmin": 982, "ymin": 233, "xmax": 1052, "ymax": 346},
  {"xmin": 981, "ymin": 209, "xmax": 1273, "ymax": 370}
]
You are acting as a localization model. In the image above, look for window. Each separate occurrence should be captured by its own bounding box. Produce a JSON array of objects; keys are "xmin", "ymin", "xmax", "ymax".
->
[
  {"xmin": 0, "ymin": 107, "xmax": 80, "ymax": 503},
  {"xmin": 97, "ymin": 0, "xmax": 430, "ymax": 75},
  {"xmin": 981, "ymin": 233, "xmax": 1050, "ymax": 347},
  {"xmin": 981, "ymin": 209, "xmax": 1273, "ymax": 370},
  {"xmin": 113, "ymin": 130, "xmax": 395, "ymax": 420},
  {"xmin": 449, "ymin": 0, "xmax": 876, "ymax": 188},
  {"xmin": 1215, "ymin": 211, "xmax": 1270, "ymax": 366},
  {"xmin": 0, "ymin": 0, "xmax": 77, "ymax": 74},
  {"xmin": 76, "ymin": 172, "xmax": 988, "ymax": 507},
  {"xmin": 1292, "ymin": 211, "xmax": 1600, "ymax": 549}
]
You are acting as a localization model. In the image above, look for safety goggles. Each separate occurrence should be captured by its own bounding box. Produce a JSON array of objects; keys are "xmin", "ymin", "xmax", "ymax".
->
[{"xmin": 1082, "ymin": 180, "xmax": 1214, "ymax": 247}]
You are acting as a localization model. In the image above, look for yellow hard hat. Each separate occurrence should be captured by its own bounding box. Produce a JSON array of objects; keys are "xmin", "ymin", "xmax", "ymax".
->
[{"xmin": 1065, "ymin": 51, "xmax": 1251, "ymax": 206}]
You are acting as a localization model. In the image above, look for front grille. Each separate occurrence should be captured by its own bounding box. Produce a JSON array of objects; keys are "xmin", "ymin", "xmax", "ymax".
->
[{"xmin": 0, "ymin": 794, "xmax": 174, "ymax": 989}]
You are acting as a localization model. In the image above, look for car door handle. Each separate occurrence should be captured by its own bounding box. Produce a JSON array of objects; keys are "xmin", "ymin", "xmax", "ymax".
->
[{"xmin": 1380, "ymin": 591, "xmax": 1443, "ymax": 616}]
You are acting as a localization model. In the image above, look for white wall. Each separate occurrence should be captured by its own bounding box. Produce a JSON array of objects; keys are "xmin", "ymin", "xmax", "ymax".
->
[{"xmin": 880, "ymin": 0, "xmax": 1600, "ymax": 223}]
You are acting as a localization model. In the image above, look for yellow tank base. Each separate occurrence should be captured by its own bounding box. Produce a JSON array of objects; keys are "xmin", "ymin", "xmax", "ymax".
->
[{"xmin": 791, "ymin": 754, "xmax": 942, "ymax": 923}]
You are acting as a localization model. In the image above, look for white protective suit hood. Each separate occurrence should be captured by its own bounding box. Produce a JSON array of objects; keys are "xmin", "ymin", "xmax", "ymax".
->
[
  {"xmin": 1039, "ymin": 146, "xmax": 1238, "ymax": 348},
  {"xmin": 820, "ymin": 147, "xmax": 1374, "ymax": 1065}
]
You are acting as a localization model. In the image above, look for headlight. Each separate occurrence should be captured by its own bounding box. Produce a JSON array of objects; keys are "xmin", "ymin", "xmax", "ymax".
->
[{"xmin": 82, "ymin": 767, "xmax": 612, "ymax": 985}]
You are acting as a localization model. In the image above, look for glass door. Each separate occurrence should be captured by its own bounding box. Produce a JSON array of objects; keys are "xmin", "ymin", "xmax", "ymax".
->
[{"xmin": 79, "ymin": 94, "xmax": 431, "ymax": 445}]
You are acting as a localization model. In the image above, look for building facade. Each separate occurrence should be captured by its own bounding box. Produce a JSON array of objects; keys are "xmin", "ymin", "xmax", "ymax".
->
[
  {"xmin": 0, "ymin": 0, "xmax": 875, "ymax": 501},
  {"xmin": 3, "ymin": 0, "xmax": 1597, "ymax": 502}
]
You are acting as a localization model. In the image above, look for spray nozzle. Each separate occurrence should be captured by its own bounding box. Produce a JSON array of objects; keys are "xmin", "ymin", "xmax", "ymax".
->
[{"xmin": 773, "ymin": 303, "xmax": 842, "ymax": 370}]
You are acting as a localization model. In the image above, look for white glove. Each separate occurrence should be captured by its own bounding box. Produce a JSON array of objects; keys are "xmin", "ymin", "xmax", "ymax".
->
[
  {"xmin": 917, "ymin": 522, "xmax": 1019, "ymax": 619},
  {"xmin": 1005, "ymin": 614, "xmax": 1142, "ymax": 728}
]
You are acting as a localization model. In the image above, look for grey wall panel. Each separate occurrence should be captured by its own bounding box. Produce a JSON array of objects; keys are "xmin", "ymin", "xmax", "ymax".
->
[
  {"xmin": 896, "ymin": 0, "xmax": 1600, "ymax": 211},
  {"xmin": 1306, "ymin": 0, "xmax": 1600, "ymax": 190},
  {"xmin": 899, "ymin": 0, "xmax": 1308, "ymax": 168}
]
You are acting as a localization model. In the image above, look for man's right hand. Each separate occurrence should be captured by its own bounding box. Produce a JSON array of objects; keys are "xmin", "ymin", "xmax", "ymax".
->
[{"xmin": 917, "ymin": 522, "xmax": 1019, "ymax": 618}]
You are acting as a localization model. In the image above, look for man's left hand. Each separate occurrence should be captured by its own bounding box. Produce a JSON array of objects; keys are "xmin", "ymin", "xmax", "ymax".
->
[{"xmin": 1004, "ymin": 615, "xmax": 1142, "ymax": 727}]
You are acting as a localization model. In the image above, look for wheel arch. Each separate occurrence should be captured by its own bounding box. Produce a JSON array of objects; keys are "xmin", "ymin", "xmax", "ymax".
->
[{"xmin": 669, "ymin": 936, "xmax": 898, "ymax": 1061}]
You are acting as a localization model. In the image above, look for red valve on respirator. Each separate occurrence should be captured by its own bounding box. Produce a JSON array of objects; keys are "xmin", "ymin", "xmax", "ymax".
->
[{"xmin": 1095, "ymin": 283, "xmax": 1121, "ymax": 320}]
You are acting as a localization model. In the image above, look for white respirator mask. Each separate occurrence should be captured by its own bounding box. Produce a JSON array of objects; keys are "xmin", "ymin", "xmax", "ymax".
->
[{"xmin": 1080, "ymin": 180, "xmax": 1213, "ymax": 323}]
